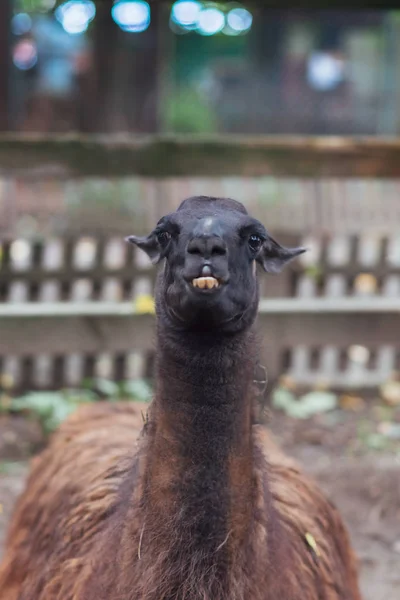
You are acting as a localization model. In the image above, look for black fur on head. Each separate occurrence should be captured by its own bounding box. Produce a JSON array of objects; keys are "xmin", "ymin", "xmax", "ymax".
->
[{"xmin": 127, "ymin": 196, "xmax": 305, "ymax": 333}]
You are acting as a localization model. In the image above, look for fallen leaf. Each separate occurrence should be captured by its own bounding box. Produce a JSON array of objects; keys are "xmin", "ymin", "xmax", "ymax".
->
[
  {"xmin": 380, "ymin": 380, "xmax": 400, "ymax": 406},
  {"xmin": 377, "ymin": 421, "xmax": 400, "ymax": 439},
  {"xmin": 294, "ymin": 391, "xmax": 338, "ymax": 419},
  {"xmin": 353, "ymin": 273, "xmax": 378, "ymax": 294},
  {"xmin": 271, "ymin": 387, "xmax": 296, "ymax": 411},
  {"xmin": 339, "ymin": 395, "xmax": 366, "ymax": 412},
  {"xmin": 133, "ymin": 294, "xmax": 155, "ymax": 315},
  {"xmin": 272, "ymin": 389, "xmax": 337, "ymax": 419},
  {"xmin": 313, "ymin": 379, "xmax": 331, "ymax": 392},
  {"xmin": 305, "ymin": 532, "xmax": 320, "ymax": 557},
  {"xmin": 365, "ymin": 433, "xmax": 389, "ymax": 451},
  {"xmin": 0, "ymin": 373, "xmax": 14, "ymax": 390},
  {"xmin": 278, "ymin": 375, "xmax": 297, "ymax": 391}
]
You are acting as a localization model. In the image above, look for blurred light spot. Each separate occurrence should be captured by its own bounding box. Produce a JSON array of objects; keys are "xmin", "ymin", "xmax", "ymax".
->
[
  {"xmin": 112, "ymin": 1, "xmax": 151, "ymax": 33},
  {"xmin": 134, "ymin": 294, "xmax": 155, "ymax": 315},
  {"xmin": 55, "ymin": 0, "xmax": 96, "ymax": 35},
  {"xmin": 354, "ymin": 273, "xmax": 378, "ymax": 295},
  {"xmin": 169, "ymin": 18, "xmax": 191, "ymax": 35},
  {"xmin": 171, "ymin": 0, "xmax": 201, "ymax": 30},
  {"xmin": 104, "ymin": 239, "xmax": 125, "ymax": 270},
  {"xmin": 197, "ymin": 7, "xmax": 225, "ymax": 36},
  {"xmin": 226, "ymin": 7, "xmax": 252, "ymax": 34},
  {"xmin": 0, "ymin": 372, "xmax": 14, "ymax": 391},
  {"xmin": 71, "ymin": 278, "xmax": 92, "ymax": 301},
  {"xmin": 307, "ymin": 52, "xmax": 345, "ymax": 92},
  {"xmin": 11, "ymin": 13, "xmax": 32, "ymax": 36},
  {"xmin": 13, "ymin": 40, "xmax": 37, "ymax": 71},
  {"xmin": 10, "ymin": 239, "xmax": 31, "ymax": 264},
  {"xmin": 74, "ymin": 238, "xmax": 96, "ymax": 270},
  {"xmin": 348, "ymin": 345, "xmax": 370, "ymax": 365},
  {"xmin": 387, "ymin": 236, "xmax": 400, "ymax": 266}
]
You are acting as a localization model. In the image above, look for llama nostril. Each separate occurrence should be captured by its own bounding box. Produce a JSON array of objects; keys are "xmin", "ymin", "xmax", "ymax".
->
[
  {"xmin": 187, "ymin": 246, "xmax": 202, "ymax": 255},
  {"xmin": 187, "ymin": 239, "xmax": 203, "ymax": 255},
  {"xmin": 210, "ymin": 243, "xmax": 226, "ymax": 256}
]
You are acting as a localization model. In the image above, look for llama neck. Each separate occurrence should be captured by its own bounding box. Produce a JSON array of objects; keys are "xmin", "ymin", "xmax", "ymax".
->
[{"xmin": 140, "ymin": 326, "xmax": 258, "ymax": 570}]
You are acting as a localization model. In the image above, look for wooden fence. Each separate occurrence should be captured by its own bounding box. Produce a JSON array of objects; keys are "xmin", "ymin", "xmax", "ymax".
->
[
  {"xmin": 0, "ymin": 136, "xmax": 399, "ymax": 391},
  {"xmin": 0, "ymin": 235, "xmax": 157, "ymax": 388},
  {"xmin": 0, "ymin": 231, "xmax": 399, "ymax": 391},
  {"xmin": 2, "ymin": 176, "xmax": 400, "ymax": 239}
]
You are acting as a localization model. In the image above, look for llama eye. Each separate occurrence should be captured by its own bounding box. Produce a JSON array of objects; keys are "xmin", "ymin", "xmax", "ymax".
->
[
  {"xmin": 248, "ymin": 234, "xmax": 262, "ymax": 253},
  {"xmin": 157, "ymin": 231, "xmax": 171, "ymax": 247}
]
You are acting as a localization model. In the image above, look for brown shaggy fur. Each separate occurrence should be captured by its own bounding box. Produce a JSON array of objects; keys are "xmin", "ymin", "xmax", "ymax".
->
[{"xmin": 0, "ymin": 401, "xmax": 360, "ymax": 600}]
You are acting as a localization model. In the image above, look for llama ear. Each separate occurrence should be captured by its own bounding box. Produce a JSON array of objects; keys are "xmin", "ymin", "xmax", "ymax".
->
[
  {"xmin": 125, "ymin": 233, "xmax": 161, "ymax": 264},
  {"xmin": 257, "ymin": 236, "xmax": 306, "ymax": 274}
]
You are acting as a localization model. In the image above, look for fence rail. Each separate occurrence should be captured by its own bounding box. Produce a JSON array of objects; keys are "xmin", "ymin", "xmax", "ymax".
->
[
  {"xmin": 2, "ymin": 135, "xmax": 400, "ymax": 179},
  {"xmin": 2, "ymin": 176, "xmax": 400, "ymax": 238},
  {"xmin": 1, "ymin": 298, "xmax": 399, "ymax": 391},
  {"xmin": 1, "ymin": 231, "xmax": 399, "ymax": 391}
]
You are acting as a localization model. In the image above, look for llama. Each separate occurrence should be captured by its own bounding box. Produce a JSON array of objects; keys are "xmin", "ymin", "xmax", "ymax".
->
[{"xmin": 0, "ymin": 196, "xmax": 361, "ymax": 600}]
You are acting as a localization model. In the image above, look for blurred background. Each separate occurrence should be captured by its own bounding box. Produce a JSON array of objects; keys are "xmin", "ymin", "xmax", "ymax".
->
[
  {"xmin": 2, "ymin": 1, "xmax": 400, "ymax": 135},
  {"xmin": 0, "ymin": 3, "xmax": 400, "ymax": 599}
]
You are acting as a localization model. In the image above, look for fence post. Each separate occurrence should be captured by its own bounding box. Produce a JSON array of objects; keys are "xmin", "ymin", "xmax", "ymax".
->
[{"xmin": 0, "ymin": 0, "xmax": 11, "ymax": 132}]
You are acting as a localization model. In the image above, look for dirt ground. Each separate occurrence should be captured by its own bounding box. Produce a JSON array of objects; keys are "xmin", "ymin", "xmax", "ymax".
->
[{"xmin": 0, "ymin": 404, "xmax": 399, "ymax": 600}]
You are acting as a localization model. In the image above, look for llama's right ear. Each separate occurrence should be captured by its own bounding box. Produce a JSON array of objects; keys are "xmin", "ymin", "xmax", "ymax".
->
[
  {"xmin": 125, "ymin": 233, "xmax": 161, "ymax": 264},
  {"xmin": 257, "ymin": 235, "xmax": 306, "ymax": 274}
]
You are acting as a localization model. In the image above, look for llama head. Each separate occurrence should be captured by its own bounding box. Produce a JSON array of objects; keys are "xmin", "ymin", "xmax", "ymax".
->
[{"xmin": 127, "ymin": 196, "xmax": 304, "ymax": 333}]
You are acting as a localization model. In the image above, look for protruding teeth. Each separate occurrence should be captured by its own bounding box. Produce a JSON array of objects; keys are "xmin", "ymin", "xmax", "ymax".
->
[{"xmin": 192, "ymin": 277, "xmax": 219, "ymax": 290}]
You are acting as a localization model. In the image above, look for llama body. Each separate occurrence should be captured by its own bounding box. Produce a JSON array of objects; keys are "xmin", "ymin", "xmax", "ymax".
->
[{"xmin": 0, "ymin": 196, "xmax": 361, "ymax": 600}]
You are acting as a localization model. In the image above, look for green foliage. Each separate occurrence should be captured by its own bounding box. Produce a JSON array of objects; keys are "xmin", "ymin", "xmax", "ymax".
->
[
  {"xmin": 164, "ymin": 87, "xmax": 218, "ymax": 134},
  {"xmin": 356, "ymin": 414, "xmax": 400, "ymax": 453},
  {"xmin": 304, "ymin": 264, "xmax": 323, "ymax": 281},
  {"xmin": 85, "ymin": 378, "xmax": 120, "ymax": 399},
  {"xmin": 15, "ymin": 0, "xmax": 56, "ymax": 14},
  {"xmin": 272, "ymin": 387, "xmax": 338, "ymax": 419},
  {"xmin": 0, "ymin": 460, "xmax": 26, "ymax": 474},
  {"xmin": 2, "ymin": 378, "xmax": 152, "ymax": 434},
  {"xmin": 123, "ymin": 378, "xmax": 152, "ymax": 402},
  {"xmin": 81, "ymin": 377, "xmax": 153, "ymax": 402},
  {"xmin": 11, "ymin": 389, "xmax": 96, "ymax": 433}
]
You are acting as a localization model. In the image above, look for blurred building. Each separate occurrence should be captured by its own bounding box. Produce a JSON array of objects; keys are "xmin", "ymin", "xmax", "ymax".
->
[{"xmin": 2, "ymin": 2, "xmax": 400, "ymax": 135}]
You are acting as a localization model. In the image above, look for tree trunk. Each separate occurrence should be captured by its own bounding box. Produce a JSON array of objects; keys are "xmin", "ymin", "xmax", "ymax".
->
[
  {"xmin": 0, "ymin": 0, "xmax": 11, "ymax": 131},
  {"xmin": 79, "ymin": 0, "xmax": 164, "ymax": 134},
  {"xmin": 133, "ymin": 1, "xmax": 161, "ymax": 133},
  {"xmin": 82, "ymin": 0, "xmax": 118, "ymax": 132}
]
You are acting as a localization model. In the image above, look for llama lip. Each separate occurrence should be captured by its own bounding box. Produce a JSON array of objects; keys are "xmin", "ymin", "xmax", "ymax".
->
[{"xmin": 192, "ymin": 276, "xmax": 220, "ymax": 290}]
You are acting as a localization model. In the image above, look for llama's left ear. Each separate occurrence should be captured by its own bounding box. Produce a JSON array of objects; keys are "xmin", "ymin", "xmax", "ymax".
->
[
  {"xmin": 125, "ymin": 233, "xmax": 161, "ymax": 264},
  {"xmin": 257, "ymin": 236, "xmax": 306, "ymax": 273}
]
